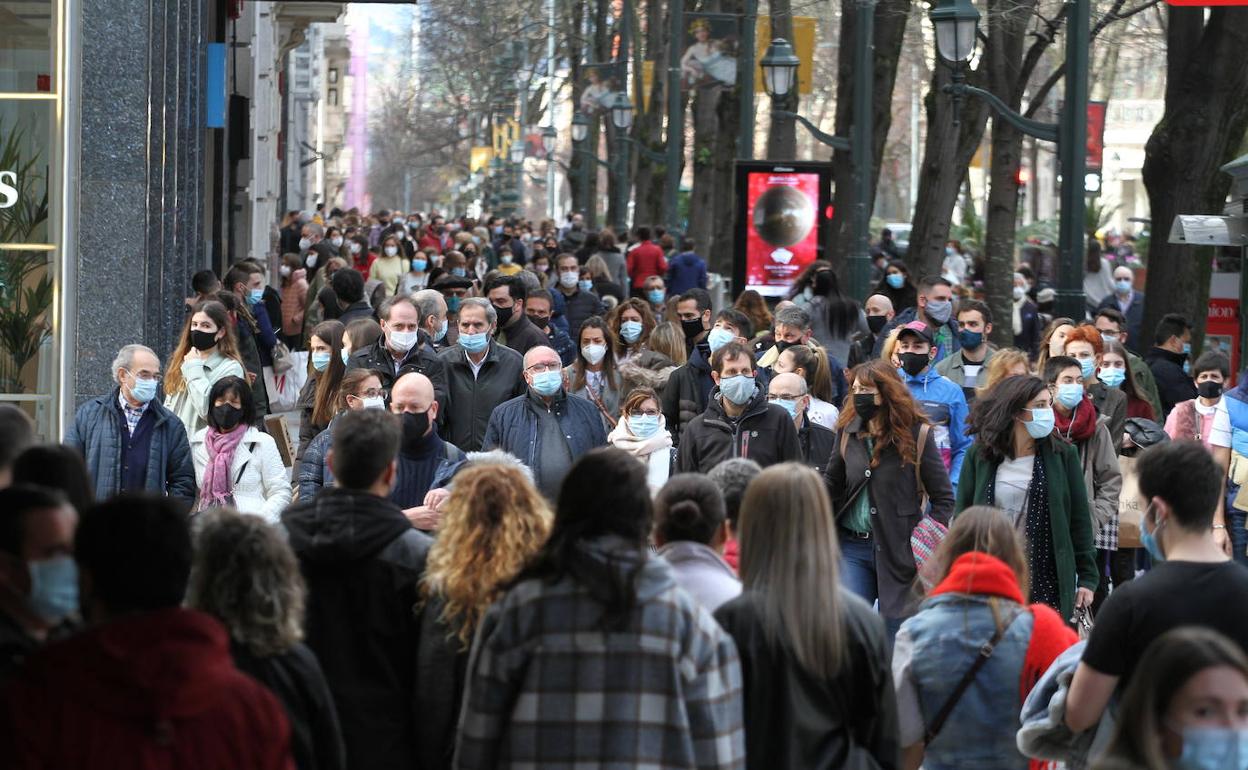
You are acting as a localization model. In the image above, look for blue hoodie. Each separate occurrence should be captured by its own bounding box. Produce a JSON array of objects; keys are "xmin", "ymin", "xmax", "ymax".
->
[
  {"xmin": 901, "ymin": 366, "xmax": 970, "ymax": 493},
  {"xmin": 1225, "ymin": 373, "xmax": 1248, "ymax": 457}
]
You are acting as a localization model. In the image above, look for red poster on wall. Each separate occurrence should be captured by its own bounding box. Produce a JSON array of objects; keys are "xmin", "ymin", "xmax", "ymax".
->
[
  {"xmin": 1207, "ymin": 298, "xmax": 1240, "ymax": 380},
  {"xmin": 1087, "ymin": 101, "xmax": 1107, "ymax": 172},
  {"xmin": 742, "ymin": 171, "xmax": 821, "ymax": 295}
]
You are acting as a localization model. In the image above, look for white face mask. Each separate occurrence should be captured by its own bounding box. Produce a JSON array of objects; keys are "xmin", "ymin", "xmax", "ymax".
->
[
  {"xmin": 299, "ymin": 237, "xmax": 312, "ymax": 251},
  {"xmin": 305, "ymin": 254, "xmax": 317, "ymax": 269},
  {"xmin": 384, "ymin": 246, "xmax": 399, "ymax": 257},
  {"xmin": 388, "ymin": 328, "xmax": 419, "ymax": 352},
  {"xmin": 349, "ymin": 241, "xmax": 361, "ymax": 254},
  {"xmin": 582, "ymin": 343, "xmax": 607, "ymax": 365},
  {"xmin": 330, "ymin": 236, "xmax": 343, "ymax": 248},
  {"xmin": 361, "ymin": 396, "xmax": 386, "ymax": 410},
  {"xmin": 279, "ymin": 265, "xmax": 291, "ymax": 278}
]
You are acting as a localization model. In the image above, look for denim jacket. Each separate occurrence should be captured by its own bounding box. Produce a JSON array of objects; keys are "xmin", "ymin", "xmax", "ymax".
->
[{"xmin": 895, "ymin": 593, "xmax": 1035, "ymax": 770}]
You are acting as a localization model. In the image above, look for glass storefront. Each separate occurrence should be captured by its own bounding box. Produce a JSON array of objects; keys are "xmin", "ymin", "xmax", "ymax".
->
[{"xmin": 0, "ymin": 0, "xmax": 67, "ymax": 439}]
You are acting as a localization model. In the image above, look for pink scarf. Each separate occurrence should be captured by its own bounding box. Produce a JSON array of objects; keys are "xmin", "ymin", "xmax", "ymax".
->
[{"xmin": 198, "ymin": 426, "xmax": 247, "ymax": 511}]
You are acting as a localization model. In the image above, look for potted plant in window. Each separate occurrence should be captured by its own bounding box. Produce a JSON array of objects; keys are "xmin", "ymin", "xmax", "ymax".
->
[{"xmin": 0, "ymin": 124, "xmax": 52, "ymax": 393}]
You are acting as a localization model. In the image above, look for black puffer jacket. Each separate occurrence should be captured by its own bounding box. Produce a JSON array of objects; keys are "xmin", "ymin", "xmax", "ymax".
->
[
  {"xmin": 1145, "ymin": 346, "xmax": 1197, "ymax": 420},
  {"xmin": 676, "ymin": 386, "xmax": 801, "ymax": 473},
  {"xmin": 282, "ymin": 488, "xmax": 432, "ymax": 770},
  {"xmin": 438, "ymin": 340, "xmax": 526, "ymax": 451},
  {"xmin": 661, "ymin": 341, "xmax": 714, "ymax": 446},
  {"xmin": 346, "ymin": 331, "xmax": 449, "ymax": 414}
]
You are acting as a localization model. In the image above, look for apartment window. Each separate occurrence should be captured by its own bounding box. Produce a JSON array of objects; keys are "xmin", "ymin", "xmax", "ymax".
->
[{"xmin": 328, "ymin": 88, "xmax": 338, "ymax": 106}]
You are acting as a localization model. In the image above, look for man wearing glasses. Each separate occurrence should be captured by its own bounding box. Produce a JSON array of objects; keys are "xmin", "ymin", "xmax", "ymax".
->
[
  {"xmin": 483, "ymin": 346, "xmax": 607, "ymax": 500},
  {"xmin": 65, "ymin": 344, "xmax": 197, "ymax": 508}
]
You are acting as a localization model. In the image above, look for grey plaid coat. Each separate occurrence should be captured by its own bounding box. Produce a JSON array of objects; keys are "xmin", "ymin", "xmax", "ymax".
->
[{"xmin": 454, "ymin": 536, "xmax": 747, "ymax": 769}]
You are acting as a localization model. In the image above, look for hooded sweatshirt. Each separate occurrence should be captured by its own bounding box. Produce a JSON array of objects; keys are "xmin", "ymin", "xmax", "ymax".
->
[
  {"xmin": 281, "ymin": 488, "xmax": 432, "ymax": 769},
  {"xmin": 1, "ymin": 608, "xmax": 293, "ymax": 770},
  {"xmin": 901, "ymin": 366, "xmax": 971, "ymax": 492}
]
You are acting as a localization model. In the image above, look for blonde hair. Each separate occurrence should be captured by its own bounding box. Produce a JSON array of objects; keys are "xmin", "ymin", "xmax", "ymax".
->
[
  {"xmin": 738, "ymin": 463, "xmax": 846, "ymax": 678},
  {"xmin": 421, "ymin": 463, "xmax": 552, "ymax": 646},
  {"xmin": 648, "ymin": 321, "xmax": 688, "ymax": 365},
  {"xmin": 977, "ymin": 348, "xmax": 1033, "ymax": 396}
]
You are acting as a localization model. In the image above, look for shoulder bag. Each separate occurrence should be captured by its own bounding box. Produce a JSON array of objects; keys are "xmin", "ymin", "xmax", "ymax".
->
[{"xmin": 924, "ymin": 607, "xmax": 1023, "ymax": 745}]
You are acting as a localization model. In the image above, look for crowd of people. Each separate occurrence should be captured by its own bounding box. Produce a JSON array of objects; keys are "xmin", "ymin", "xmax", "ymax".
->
[{"xmin": 1, "ymin": 205, "xmax": 1247, "ymax": 770}]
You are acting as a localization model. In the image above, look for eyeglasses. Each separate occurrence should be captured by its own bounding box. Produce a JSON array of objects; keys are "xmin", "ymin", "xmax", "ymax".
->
[
  {"xmin": 767, "ymin": 393, "xmax": 802, "ymax": 401},
  {"xmin": 526, "ymin": 362, "xmax": 562, "ymax": 374},
  {"xmin": 629, "ymin": 409, "xmax": 661, "ymax": 418},
  {"xmin": 355, "ymin": 388, "xmax": 389, "ymax": 399}
]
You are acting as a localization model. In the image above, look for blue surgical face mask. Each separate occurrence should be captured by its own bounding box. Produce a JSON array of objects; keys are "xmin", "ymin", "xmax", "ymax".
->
[
  {"xmin": 1097, "ymin": 367, "xmax": 1126, "ymax": 389},
  {"xmin": 719, "ymin": 374, "xmax": 756, "ymax": 406},
  {"xmin": 1176, "ymin": 726, "xmax": 1248, "ymax": 770},
  {"xmin": 311, "ymin": 351, "xmax": 332, "ymax": 372},
  {"xmin": 433, "ymin": 317, "xmax": 449, "ymax": 343},
  {"xmin": 447, "ymin": 295, "xmax": 462, "ymax": 313},
  {"xmin": 451, "ymin": 267, "xmax": 467, "ymax": 278},
  {"xmin": 1114, "ymin": 278, "xmax": 1133, "ymax": 294},
  {"xmin": 925, "ymin": 298, "xmax": 953, "ymax": 324},
  {"xmin": 648, "ymin": 289, "xmax": 665, "ymax": 305},
  {"xmin": 1141, "ymin": 505, "xmax": 1166, "ymax": 562},
  {"xmin": 248, "ymin": 287, "xmax": 265, "ymax": 305},
  {"xmin": 1077, "ymin": 357, "xmax": 1096, "ymax": 380},
  {"xmin": 1024, "ymin": 407, "xmax": 1055, "ymax": 439},
  {"xmin": 707, "ymin": 327, "xmax": 736, "ymax": 354},
  {"xmin": 127, "ymin": 373, "xmax": 158, "ymax": 404},
  {"xmin": 1183, "ymin": 342, "xmax": 1192, "ymax": 356},
  {"xmin": 886, "ymin": 273, "xmax": 905, "ymax": 289},
  {"xmin": 957, "ymin": 329, "xmax": 983, "ymax": 350},
  {"xmin": 459, "ymin": 331, "xmax": 488, "ymax": 353},
  {"xmin": 412, "ymin": 258, "xmax": 427, "ymax": 272},
  {"xmin": 578, "ymin": 279, "xmax": 594, "ymax": 293},
  {"xmin": 531, "ymin": 369, "xmax": 563, "ymax": 397},
  {"xmin": 620, "ymin": 320, "xmax": 643, "ymax": 343},
  {"xmin": 629, "ymin": 413, "xmax": 660, "ymax": 438},
  {"xmin": 27, "ymin": 555, "xmax": 79, "ymax": 623},
  {"xmin": 1056, "ymin": 382, "xmax": 1085, "ymax": 409},
  {"xmin": 772, "ymin": 398, "xmax": 800, "ymax": 420}
]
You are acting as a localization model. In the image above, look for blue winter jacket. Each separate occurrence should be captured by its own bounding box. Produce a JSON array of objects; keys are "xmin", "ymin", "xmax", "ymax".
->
[
  {"xmin": 902, "ymin": 368, "xmax": 971, "ymax": 493},
  {"xmin": 482, "ymin": 389, "xmax": 607, "ymax": 477},
  {"xmin": 1225, "ymin": 380, "xmax": 1248, "ymax": 457},
  {"xmin": 665, "ymin": 251, "xmax": 708, "ymax": 295},
  {"xmin": 65, "ymin": 389, "xmax": 197, "ymax": 506}
]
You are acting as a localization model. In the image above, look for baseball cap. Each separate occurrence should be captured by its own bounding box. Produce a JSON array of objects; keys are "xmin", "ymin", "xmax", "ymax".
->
[{"xmin": 897, "ymin": 320, "xmax": 933, "ymax": 344}]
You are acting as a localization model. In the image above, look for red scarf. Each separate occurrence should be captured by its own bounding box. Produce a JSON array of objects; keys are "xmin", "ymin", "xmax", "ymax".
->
[
  {"xmin": 930, "ymin": 552, "xmax": 1077, "ymax": 770},
  {"xmin": 1054, "ymin": 397, "xmax": 1097, "ymax": 443}
]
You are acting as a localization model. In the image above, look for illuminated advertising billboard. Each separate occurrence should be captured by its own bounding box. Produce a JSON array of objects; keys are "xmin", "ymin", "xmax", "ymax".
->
[{"xmin": 733, "ymin": 160, "xmax": 833, "ymax": 297}]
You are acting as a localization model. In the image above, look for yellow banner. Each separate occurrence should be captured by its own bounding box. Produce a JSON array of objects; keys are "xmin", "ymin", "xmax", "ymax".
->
[
  {"xmin": 491, "ymin": 118, "xmax": 521, "ymax": 156},
  {"xmin": 470, "ymin": 146, "xmax": 493, "ymax": 173},
  {"xmin": 640, "ymin": 60, "xmax": 653, "ymax": 112},
  {"xmin": 755, "ymin": 17, "xmax": 817, "ymax": 96}
]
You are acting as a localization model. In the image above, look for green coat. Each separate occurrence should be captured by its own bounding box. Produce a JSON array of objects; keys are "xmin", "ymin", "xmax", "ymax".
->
[{"xmin": 955, "ymin": 438, "xmax": 1099, "ymax": 621}]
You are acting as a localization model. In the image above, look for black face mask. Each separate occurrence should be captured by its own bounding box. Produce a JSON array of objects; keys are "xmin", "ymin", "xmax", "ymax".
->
[
  {"xmin": 681, "ymin": 317, "xmax": 705, "ymax": 342},
  {"xmin": 867, "ymin": 315, "xmax": 888, "ymax": 334},
  {"xmin": 854, "ymin": 393, "xmax": 879, "ymax": 422},
  {"xmin": 494, "ymin": 303, "xmax": 514, "ymax": 328},
  {"xmin": 211, "ymin": 404, "xmax": 244, "ymax": 431},
  {"xmin": 774, "ymin": 339, "xmax": 795, "ymax": 354},
  {"xmin": 899, "ymin": 351, "xmax": 930, "ymax": 377},
  {"xmin": 1198, "ymin": 381, "xmax": 1224, "ymax": 399},
  {"xmin": 190, "ymin": 329, "xmax": 219, "ymax": 352},
  {"xmin": 401, "ymin": 410, "xmax": 431, "ymax": 453}
]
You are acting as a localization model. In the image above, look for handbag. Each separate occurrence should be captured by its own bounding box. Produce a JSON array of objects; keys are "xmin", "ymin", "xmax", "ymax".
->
[
  {"xmin": 908, "ymin": 424, "xmax": 947, "ymax": 586},
  {"xmin": 924, "ymin": 607, "xmax": 1023, "ymax": 745}
]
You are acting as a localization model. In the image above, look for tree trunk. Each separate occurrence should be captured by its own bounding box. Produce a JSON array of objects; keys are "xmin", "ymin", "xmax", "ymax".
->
[
  {"xmin": 765, "ymin": 0, "xmax": 796, "ymax": 160},
  {"xmin": 982, "ymin": 0, "xmax": 1037, "ymax": 348},
  {"xmin": 1142, "ymin": 7, "xmax": 1248, "ymax": 348},
  {"xmin": 827, "ymin": 0, "xmax": 912, "ymax": 270},
  {"xmin": 633, "ymin": 0, "xmax": 667, "ymax": 228},
  {"xmin": 567, "ymin": 0, "xmax": 589, "ymax": 221},
  {"xmin": 908, "ymin": 63, "xmax": 989, "ymax": 280}
]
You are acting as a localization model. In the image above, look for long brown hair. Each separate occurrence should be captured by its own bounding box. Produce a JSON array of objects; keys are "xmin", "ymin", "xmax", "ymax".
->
[
  {"xmin": 607, "ymin": 298, "xmax": 657, "ymax": 357},
  {"xmin": 932, "ymin": 506, "xmax": 1030, "ymax": 603},
  {"xmin": 1099, "ymin": 628, "xmax": 1248, "ymax": 770},
  {"xmin": 571, "ymin": 316, "xmax": 620, "ymax": 392},
  {"xmin": 309, "ymin": 320, "xmax": 346, "ymax": 427},
  {"xmin": 739, "ymin": 463, "xmax": 846, "ymax": 678},
  {"xmin": 967, "ymin": 374, "xmax": 1052, "ymax": 464},
  {"xmin": 1101, "ymin": 338, "xmax": 1145, "ymax": 403},
  {"xmin": 421, "ymin": 463, "xmax": 552, "ymax": 647},
  {"xmin": 165, "ymin": 301, "xmax": 245, "ymax": 396},
  {"xmin": 1035, "ymin": 316, "xmax": 1076, "ymax": 374},
  {"xmin": 836, "ymin": 359, "xmax": 925, "ymax": 468},
  {"xmin": 733, "ymin": 290, "xmax": 772, "ymax": 338}
]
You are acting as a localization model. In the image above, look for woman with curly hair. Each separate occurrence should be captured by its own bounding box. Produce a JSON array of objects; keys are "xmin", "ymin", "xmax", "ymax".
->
[
  {"xmin": 976, "ymin": 347, "xmax": 1032, "ymax": 397},
  {"xmin": 415, "ymin": 459, "xmax": 552, "ymax": 770},
  {"xmin": 824, "ymin": 358, "xmax": 955, "ymax": 638},
  {"xmin": 188, "ymin": 508, "xmax": 346, "ymax": 770}
]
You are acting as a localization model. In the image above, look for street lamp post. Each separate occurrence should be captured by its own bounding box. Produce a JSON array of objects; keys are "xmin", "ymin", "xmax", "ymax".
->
[
  {"xmin": 929, "ymin": 0, "xmax": 1087, "ymax": 321},
  {"xmin": 541, "ymin": 125, "xmax": 557, "ymax": 217},
  {"xmin": 761, "ymin": 32, "xmax": 874, "ymax": 301},
  {"xmin": 609, "ymin": 91, "xmax": 634, "ymax": 233}
]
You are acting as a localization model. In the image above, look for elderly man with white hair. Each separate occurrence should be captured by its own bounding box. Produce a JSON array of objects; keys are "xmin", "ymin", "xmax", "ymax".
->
[
  {"xmin": 483, "ymin": 345, "xmax": 608, "ymax": 499},
  {"xmin": 65, "ymin": 343, "xmax": 197, "ymax": 506}
]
